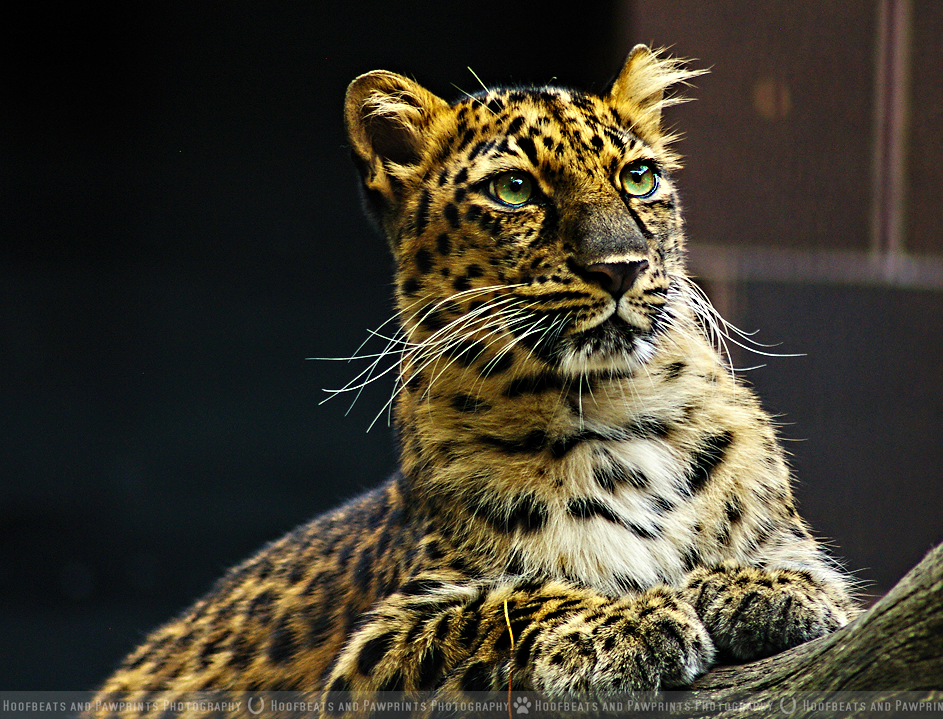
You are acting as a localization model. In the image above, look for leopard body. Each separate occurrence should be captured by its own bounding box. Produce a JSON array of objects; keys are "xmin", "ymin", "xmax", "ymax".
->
[{"xmin": 89, "ymin": 47, "xmax": 857, "ymax": 716}]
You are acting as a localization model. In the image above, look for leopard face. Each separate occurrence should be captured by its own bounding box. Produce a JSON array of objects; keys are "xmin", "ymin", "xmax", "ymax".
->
[{"xmin": 346, "ymin": 49, "xmax": 698, "ymax": 379}]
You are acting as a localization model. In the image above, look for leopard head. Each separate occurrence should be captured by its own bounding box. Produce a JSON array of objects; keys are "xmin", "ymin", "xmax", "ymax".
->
[{"xmin": 345, "ymin": 46, "xmax": 703, "ymax": 379}]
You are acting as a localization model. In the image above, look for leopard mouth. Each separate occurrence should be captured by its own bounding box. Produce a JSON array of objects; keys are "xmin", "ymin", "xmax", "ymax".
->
[
  {"xmin": 546, "ymin": 303, "xmax": 665, "ymax": 375},
  {"xmin": 572, "ymin": 313, "xmax": 642, "ymax": 351},
  {"xmin": 510, "ymin": 300, "xmax": 662, "ymax": 373}
]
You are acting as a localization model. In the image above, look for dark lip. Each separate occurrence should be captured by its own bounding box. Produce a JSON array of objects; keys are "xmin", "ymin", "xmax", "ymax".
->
[
  {"xmin": 580, "ymin": 310, "xmax": 633, "ymax": 333},
  {"xmin": 572, "ymin": 312, "xmax": 639, "ymax": 344}
]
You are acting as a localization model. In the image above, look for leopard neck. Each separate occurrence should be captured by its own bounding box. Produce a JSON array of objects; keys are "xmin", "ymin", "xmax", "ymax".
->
[{"xmin": 392, "ymin": 318, "xmax": 733, "ymax": 584}]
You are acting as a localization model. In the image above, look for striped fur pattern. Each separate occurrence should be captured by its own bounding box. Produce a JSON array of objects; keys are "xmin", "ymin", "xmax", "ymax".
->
[{"xmin": 88, "ymin": 47, "xmax": 856, "ymax": 716}]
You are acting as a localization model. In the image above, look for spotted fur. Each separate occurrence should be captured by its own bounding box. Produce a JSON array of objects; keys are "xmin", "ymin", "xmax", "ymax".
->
[{"xmin": 88, "ymin": 46, "xmax": 857, "ymax": 717}]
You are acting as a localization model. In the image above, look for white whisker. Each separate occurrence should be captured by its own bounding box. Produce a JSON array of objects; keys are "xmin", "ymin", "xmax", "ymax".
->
[
  {"xmin": 373, "ymin": 302, "xmax": 538, "ymax": 428},
  {"xmin": 315, "ymin": 284, "xmax": 526, "ymax": 419},
  {"xmin": 678, "ymin": 275, "xmax": 804, "ymax": 362},
  {"xmin": 450, "ymin": 83, "xmax": 497, "ymax": 116},
  {"xmin": 467, "ymin": 67, "xmax": 491, "ymax": 94}
]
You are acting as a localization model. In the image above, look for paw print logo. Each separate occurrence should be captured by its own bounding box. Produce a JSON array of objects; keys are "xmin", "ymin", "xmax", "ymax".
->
[{"xmin": 513, "ymin": 696, "xmax": 531, "ymax": 715}]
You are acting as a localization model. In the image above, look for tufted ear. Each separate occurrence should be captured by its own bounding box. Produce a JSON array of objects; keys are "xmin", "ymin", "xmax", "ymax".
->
[
  {"xmin": 345, "ymin": 71, "xmax": 448, "ymax": 228},
  {"xmin": 607, "ymin": 45, "xmax": 705, "ymax": 141}
]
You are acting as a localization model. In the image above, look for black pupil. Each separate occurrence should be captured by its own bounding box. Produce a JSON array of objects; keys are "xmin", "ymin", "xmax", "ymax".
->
[
  {"xmin": 630, "ymin": 165, "xmax": 649, "ymax": 182},
  {"xmin": 509, "ymin": 176, "xmax": 525, "ymax": 193}
]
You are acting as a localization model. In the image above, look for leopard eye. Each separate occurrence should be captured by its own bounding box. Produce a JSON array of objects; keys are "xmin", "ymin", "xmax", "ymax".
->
[
  {"xmin": 487, "ymin": 171, "xmax": 534, "ymax": 207},
  {"xmin": 619, "ymin": 161, "xmax": 658, "ymax": 198}
]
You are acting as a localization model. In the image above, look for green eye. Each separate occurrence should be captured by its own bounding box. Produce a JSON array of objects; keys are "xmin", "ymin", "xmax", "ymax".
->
[
  {"xmin": 488, "ymin": 171, "xmax": 534, "ymax": 207},
  {"xmin": 619, "ymin": 161, "xmax": 658, "ymax": 198}
]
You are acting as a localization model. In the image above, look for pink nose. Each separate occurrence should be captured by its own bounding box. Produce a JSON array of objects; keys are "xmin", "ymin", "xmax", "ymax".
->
[{"xmin": 584, "ymin": 260, "xmax": 649, "ymax": 297}]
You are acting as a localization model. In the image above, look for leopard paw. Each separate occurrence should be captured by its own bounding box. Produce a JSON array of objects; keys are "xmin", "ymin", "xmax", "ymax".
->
[
  {"xmin": 682, "ymin": 565, "xmax": 849, "ymax": 662},
  {"xmin": 530, "ymin": 588, "xmax": 714, "ymax": 698}
]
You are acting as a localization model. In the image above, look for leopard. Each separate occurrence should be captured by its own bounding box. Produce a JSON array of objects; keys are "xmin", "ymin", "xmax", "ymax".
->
[{"xmin": 88, "ymin": 46, "xmax": 858, "ymax": 717}]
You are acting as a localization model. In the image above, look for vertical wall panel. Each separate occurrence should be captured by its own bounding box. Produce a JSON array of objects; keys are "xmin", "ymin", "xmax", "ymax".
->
[
  {"xmin": 625, "ymin": 1, "xmax": 877, "ymax": 252},
  {"xmin": 907, "ymin": 1, "xmax": 943, "ymax": 255}
]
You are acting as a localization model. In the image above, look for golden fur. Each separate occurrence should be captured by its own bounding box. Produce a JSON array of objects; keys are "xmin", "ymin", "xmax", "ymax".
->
[{"xmin": 88, "ymin": 46, "xmax": 856, "ymax": 717}]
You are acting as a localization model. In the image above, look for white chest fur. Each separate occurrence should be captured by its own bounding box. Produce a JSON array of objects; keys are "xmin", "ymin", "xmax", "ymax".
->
[{"xmin": 515, "ymin": 436, "xmax": 700, "ymax": 596}]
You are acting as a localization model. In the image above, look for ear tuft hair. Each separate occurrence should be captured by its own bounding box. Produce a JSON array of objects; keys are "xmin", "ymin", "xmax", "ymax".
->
[
  {"xmin": 607, "ymin": 45, "xmax": 707, "ymax": 145},
  {"xmin": 344, "ymin": 71, "xmax": 448, "ymax": 237},
  {"xmin": 345, "ymin": 71, "xmax": 448, "ymax": 168}
]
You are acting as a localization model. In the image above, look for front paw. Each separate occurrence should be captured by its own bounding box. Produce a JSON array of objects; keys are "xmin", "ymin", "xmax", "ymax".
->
[
  {"xmin": 531, "ymin": 588, "xmax": 714, "ymax": 698},
  {"xmin": 682, "ymin": 565, "xmax": 847, "ymax": 662}
]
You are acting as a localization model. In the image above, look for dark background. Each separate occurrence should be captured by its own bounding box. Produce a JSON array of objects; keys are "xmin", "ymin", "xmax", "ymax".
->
[{"xmin": 2, "ymin": 0, "xmax": 940, "ymax": 689}]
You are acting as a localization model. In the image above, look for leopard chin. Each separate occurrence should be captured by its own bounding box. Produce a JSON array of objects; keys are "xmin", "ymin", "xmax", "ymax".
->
[
  {"xmin": 547, "ymin": 302, "xmax": 662, "ymax": 375},
  {"xmin": 554, "ymin": 315, "xmax": 659, "ymax": 376}
]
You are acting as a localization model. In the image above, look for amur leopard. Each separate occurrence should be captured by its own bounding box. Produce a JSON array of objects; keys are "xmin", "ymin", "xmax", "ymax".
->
[{"xmin": 89, "ymin": 46, "xmax": 857, "ymax": 715}]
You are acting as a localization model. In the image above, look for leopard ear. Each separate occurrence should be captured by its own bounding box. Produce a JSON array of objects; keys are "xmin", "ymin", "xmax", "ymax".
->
[
  {"xmin": 607, "ymin": 45, "xmax": 704, "ymax": 140},
  {"xmin": 345, "ymin": 71, "xmax": 448, "ymax": 212}
]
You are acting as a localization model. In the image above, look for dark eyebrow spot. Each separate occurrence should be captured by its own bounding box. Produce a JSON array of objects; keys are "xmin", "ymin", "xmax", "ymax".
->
[
  {"xmin": 516, "ymin": 136, "xmax": 539, "ymax": 167},
  {"xmin": 507, "ymin": 116, "xmax": 526, "ymax": 136}
]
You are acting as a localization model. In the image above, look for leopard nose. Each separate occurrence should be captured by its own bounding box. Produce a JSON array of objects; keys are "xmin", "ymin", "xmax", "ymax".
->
[{"xmin": 584, "ymin": 260, "xmax": 649, "ymax": 298}]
